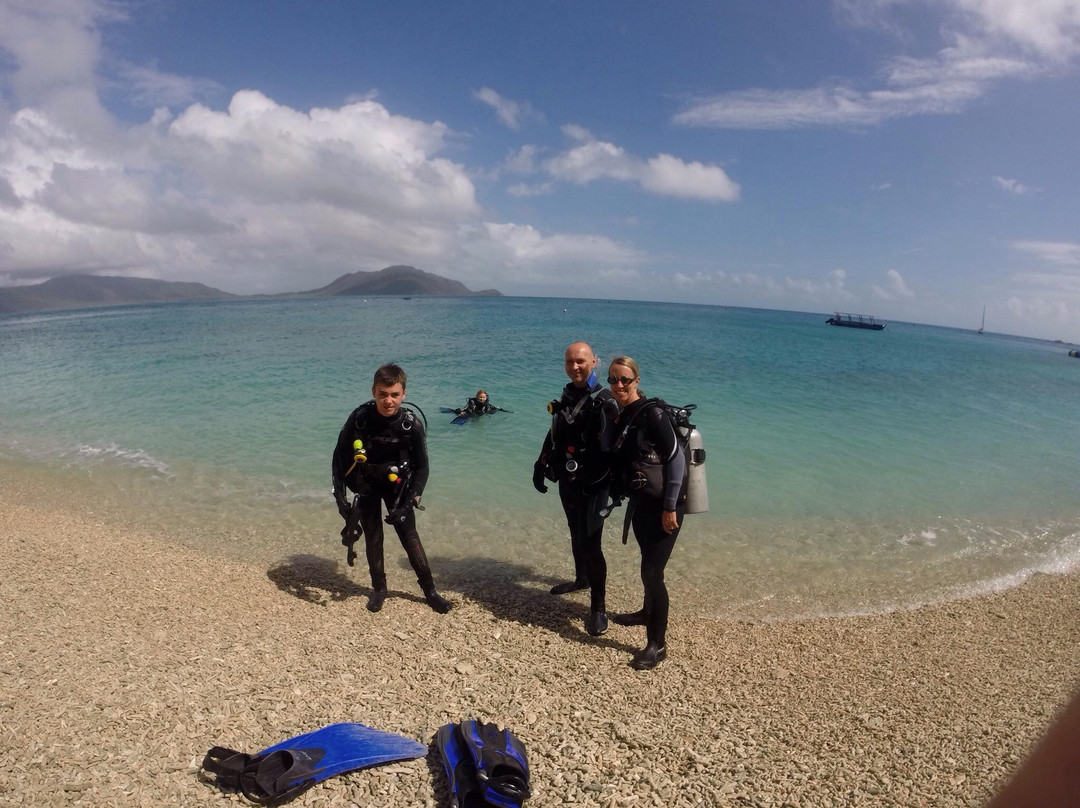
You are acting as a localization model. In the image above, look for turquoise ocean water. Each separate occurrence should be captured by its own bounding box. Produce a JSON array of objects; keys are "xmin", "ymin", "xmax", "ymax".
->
[{"xmin": 2, "ymin": 296, "xmax": 1078, "ymax": 620}]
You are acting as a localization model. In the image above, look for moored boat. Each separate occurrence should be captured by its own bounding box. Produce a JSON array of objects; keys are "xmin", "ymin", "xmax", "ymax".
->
[{"xmin": 825, "ymin": 312, "xmax": 886, "ymax": 330}]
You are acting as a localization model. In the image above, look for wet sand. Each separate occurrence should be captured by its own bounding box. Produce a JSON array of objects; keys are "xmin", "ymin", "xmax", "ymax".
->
[{"xmin": 1, "ymin": 480, "xmax": 1077, "ymax": 807}]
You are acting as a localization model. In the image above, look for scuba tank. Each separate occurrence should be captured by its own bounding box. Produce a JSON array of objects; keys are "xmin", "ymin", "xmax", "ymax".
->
[
  {"xmin": 681, "ymin": 420, "xmax": 708, "ymax": 514},
  {"xmin": 671, "ymin": 406, "xmax": 708, "ymax": 514}
]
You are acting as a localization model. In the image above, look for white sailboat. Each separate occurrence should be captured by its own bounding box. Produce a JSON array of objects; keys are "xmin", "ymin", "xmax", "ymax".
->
[{"xmin": 977, "ymin": 305, "xmax": 985, "ymax": 335}]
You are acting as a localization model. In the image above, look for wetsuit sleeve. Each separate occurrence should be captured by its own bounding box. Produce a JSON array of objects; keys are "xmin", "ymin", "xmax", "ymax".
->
[
  {"xmin": 536, "ymin": 430, "xmax": 553, "ymax": 467},
  {"xmin": 408, "ymin": 418, "xmax": 430, "ymax": 498},
  {"xmin": 331, "ymin": 417, "xmax": 353, "ymax": 503},
  {"xmin": 644, "ymin": 405, "xmax": 686, "ymax": 511}
]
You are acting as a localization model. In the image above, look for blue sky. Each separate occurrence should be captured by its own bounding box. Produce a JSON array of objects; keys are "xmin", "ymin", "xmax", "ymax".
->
[{"xmin": 0, "ymin": 1, "xmax": 1078, "ymax": 340}]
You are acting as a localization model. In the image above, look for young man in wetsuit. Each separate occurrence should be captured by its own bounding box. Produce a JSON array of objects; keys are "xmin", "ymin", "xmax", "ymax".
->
[
  {"xmin": 533, "ymin": 341, "xmax": 619, "ymax": 636},
  {"xmin": 332, "ymin": 364, "xmax": 452, "ymax": 614}
]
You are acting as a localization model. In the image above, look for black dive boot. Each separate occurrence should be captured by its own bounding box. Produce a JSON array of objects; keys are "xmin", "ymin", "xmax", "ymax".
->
[
  {"xmin": 630, "ymin": 641, "xmax": 667, "ymax": 670},
  {"xmin": 424, "ymin": 587, "xmax": 452, "ymax": 614},
  {"xmin": 550, "ymin": 578, "xmax": 588, "ymax": 595},
  {"xmin": 367, "ymin": 589, "xmax": 387, "ymax": 612},
  {"xmin": 611, "ymin": 609, "xmax": 647, "ymax": 627},
  {"xmin": 585, "ymin": 609, "xmax": 608, "ymax": 636},
  {"xmin": 367, "ymin": 575, "xmax": 387, "ymax": 613}
]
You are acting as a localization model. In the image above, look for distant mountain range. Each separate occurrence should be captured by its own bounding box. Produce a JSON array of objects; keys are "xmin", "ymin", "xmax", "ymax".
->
[{"xmin": 0, "ymin": 265, "xmax": 502, "ymax": 315}]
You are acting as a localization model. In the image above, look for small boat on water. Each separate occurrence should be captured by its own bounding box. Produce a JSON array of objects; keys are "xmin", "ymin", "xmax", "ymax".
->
[{"xmin": 825, "ymin": 312, "xmax": 886, "ymax": 331}]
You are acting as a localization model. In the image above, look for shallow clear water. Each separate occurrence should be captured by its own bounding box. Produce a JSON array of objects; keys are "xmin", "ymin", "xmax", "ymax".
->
[{"xmin": 2, "ymin": 296, "xmax": 1077, "ymax": 619}]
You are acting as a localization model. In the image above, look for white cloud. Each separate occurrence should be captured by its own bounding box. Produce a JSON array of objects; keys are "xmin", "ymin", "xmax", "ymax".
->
[
  {"xmin": 561, "ymin": 124, "xmax": 593, "ymax": 142},
  {"xmin": 675, "ymin": 0, "xmax": 1076, "ymax": 130},
  {"xmin": 1004, "ymin": 294, "xmax": 1072, "ymax": 323},
  {"xmin": 1012, "ymin": 271, "xmax": 1080, "ymax": 292},
  {"xmin": 118, "ymin": 62, "xmax": 223, "ymax": 109},
  {"xmin": 503, "ymin": 144, "xmax": 541, "ymax": 175},
  {"xmin": 837, "ymin": 0, "xmax": 1080, "ymax": 62},
  {"xmin": 0, "ymin": 84, "xmax": 634, "ymax": 292},
  {"xmin": 665, "ymin": 266, "xmax": 855, "ymax": 306},
  {"xmin": 993, "ymin": 175, "xmax": 1029, "ymax": 194},
  {"xmin": 872, "ymin": 268, "xmax": 915, "ymax": 299},
  {"xmin": 1011, "ymin": 239, "xmax": 1080, "ymax": 265},
  {"xmin": 545, "ymin": 132, "xmax": 741, "ymax": 202},
  {"xmin": 472, "ymin": 87, "xmax": 541, "ymax": 130},
  {"xmin": 0, "ymin": 0, "xmax": 659, "ymax": 296},
  {"xmin": 1000, "ymin": 240, "xmax": 1080, "ymax": 338},
  {"xmin": 166, "ymin": 91, "xmax": 478, "ymax": 219},
  {"xmin": 546, "ymin": 140, "xmax": 639, "ymax": 184},
  {"xmin": 0, "ymin": 0, "xmax": 119, "ymax": 134},
  {"xmin": 950, "ymin": 0, "xmax": 1080, "ymax": 63},
  {"xmin": 0, "ymin": 175, "xmax": 20, "ymax": 208},
  {"xmin": 476, "ymin": 221, "xmax": 641, "ymax": 265},
  {"xmin": 506, "ymin": 182, "xmax": 554, "ymax": 197},
  {"xmin": 639, "ymin": 154, "xmax": 741, "ymax": 201},
  {"xmin": 789, "ymin": 267, "xmax": 854, "ymax": 300},
  {"xmin": 674, "ymin": 44, "xmax": 1036, "ymax": 129},
  {"xmin": 671, "ymin": 270, "xmax": 779, "ymax": 294},
  {"xmin": 455, "ymin": 221, "xmax": 644, "ymax": 289}
]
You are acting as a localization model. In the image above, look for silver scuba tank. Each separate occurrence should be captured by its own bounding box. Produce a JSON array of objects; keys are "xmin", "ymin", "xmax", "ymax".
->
[{"xmin": 682, "ymin": 424, "xmax": 708, "ymax": 514}]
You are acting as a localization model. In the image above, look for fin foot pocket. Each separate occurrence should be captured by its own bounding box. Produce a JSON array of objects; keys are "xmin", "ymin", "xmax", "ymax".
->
[{"xmin": 458, "ymin": 719, "xmax": 532, "ymax": 806}]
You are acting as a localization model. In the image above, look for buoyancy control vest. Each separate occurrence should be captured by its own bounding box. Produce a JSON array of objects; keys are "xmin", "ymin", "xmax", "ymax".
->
[
  {"xmin": 612, "ymin": 399, "xmax": 708, "ymax": 513},
  {"xmin": 466, "ymin": 397, "xmax": 495, "ymax": 414},
  {"xmin": 542, "ymin": 382, "xmax": 618, "ymax": 489},
  {"xmin": 333, "ymin": 401, "xmax": 427, "ymax": 499}
]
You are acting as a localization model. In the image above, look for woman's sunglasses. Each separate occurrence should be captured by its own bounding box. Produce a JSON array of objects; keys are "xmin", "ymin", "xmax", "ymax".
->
[{"xmin": 607, "ymin": 375, "xmax": 637, "ymax": 386}]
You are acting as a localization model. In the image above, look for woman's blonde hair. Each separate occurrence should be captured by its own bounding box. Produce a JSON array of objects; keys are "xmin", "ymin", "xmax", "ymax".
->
[{"xmin": 608, "ymin": 356, "xmax": 640, "ymax": 379}]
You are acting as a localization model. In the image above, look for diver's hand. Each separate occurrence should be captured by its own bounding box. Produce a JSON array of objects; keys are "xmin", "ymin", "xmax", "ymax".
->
[
  {"xmin": 661, "ymin": 510, "xmax": 679, "ymax": 533},
  {"xmin": 334, "ymin": 491, "xmax": 350, "ymax": 520},
  {"xmin": 532, "ymin": 462, "xmax": 548, "ymax": 494}
]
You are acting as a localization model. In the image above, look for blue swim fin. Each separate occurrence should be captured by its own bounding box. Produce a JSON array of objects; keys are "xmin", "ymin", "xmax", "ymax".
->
[
  {"xmin": 435, "ymin": 723, "xmax": 486, "ymax": 808},
  {"xmin": 202, "ymin": 722, "xmax": 426, "ymax": 804},
  {"xmin": 457, "ymin": 720, "xmax": 532, "ymax": 807}
]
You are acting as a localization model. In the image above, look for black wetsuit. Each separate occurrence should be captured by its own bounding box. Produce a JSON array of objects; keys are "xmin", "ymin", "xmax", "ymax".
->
[
  {"xmin": 332, "ymin": 403, "xmax": 437, "ymax": 595},
  {"xmin": 611, "ymin": 397, "xmax": 688, "ymax": 648},
  {"xmin": 536, "ymin": 379, "xmax": 619, "ymax": 610},
  {"xmin": 463, "ymin": 397, "xmax": 496, "ymax": 415}
]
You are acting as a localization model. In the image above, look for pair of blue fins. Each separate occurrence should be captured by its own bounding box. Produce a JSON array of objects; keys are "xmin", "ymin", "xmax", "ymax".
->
[{"xmin": 201, "ymin": 719, "xmax": 531, "ymax": 806}]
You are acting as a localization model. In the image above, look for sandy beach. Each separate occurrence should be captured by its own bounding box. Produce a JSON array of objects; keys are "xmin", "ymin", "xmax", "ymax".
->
[{"xmin": 1, "ymin": 478, "xmax": 1076, "ymax": 808}]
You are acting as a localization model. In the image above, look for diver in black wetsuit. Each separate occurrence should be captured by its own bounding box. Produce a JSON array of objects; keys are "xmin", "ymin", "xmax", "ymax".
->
[
  {"xmin": 533, "ymin": 341, "xmax": 619, "ymax": 637},
  {"xmin": 458, "ymin": 389, "xmax": 497, "ymax": 416},
  {"xmin": 332, "ymin": 363, "xmax": 451, "ymax": 614},
  {"xmin": 606, "ymin": 355, "xmax": 687, "ymax": 670}
]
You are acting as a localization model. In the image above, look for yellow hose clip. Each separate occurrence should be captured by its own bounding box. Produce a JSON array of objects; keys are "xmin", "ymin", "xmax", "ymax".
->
[{"xmin": 345, "ymin": 439, "xmax": 367, "ymax": 476}]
